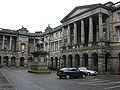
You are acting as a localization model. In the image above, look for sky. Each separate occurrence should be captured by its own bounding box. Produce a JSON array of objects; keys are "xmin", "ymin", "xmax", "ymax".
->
[{"xmin": 0, "ymin": 0, "xmax": 119, "ymax": 33}]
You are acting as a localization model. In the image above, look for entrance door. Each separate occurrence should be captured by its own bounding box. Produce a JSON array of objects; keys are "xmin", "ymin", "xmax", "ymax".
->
[{"xmin": 20, "ymin": 57, "xmax": 25, "ymax": 66}]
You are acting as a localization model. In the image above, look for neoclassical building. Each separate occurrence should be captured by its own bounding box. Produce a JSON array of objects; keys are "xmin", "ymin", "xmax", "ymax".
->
[
  {"xmin": 43, "ymin": 1, "xmax": 120, "ymax": 73},
  {"xmin": 0, "ymin": 26, "xmax": 46, "ymax": 68},
  {"xmin": 1, "ymin": 1, "xmax": 120, "ymax": 73}
]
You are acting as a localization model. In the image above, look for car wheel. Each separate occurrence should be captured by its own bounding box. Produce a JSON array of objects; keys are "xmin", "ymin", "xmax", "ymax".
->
[
  {"xmin": 66, "ymin": 75, "xmax": 70, "ymax": 79},
  {"xmin": 59, "ymin": 76, "xmax": 63, "ymax": 79},
  {"xmin": 82, "ymin": 74, "xmax": 86, "ymax": 78},
  {"xmin": 87, "ymin": 72, "xmax": 90, "ymax": 76}
]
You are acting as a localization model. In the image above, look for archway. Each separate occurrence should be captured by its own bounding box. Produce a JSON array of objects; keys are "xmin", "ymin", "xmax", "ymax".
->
[
  {"xmin": 4, "ymin": 56, "xmax": 9, "ymax": 66},
  {"xmin": 20, "ymin": 57, "xmax": 25, "ymax": 66},
  {"xmin": 11, "ymin": 56, "xmax": 16, "ymax": 66},
  {"xmin": 105, "ymin": 53, "xmax": 111, "ymax": 72},
  {"xmin": 62, "ymin": 55, "xmax": 66, "ymax": 67},
  {"xmin": 51, "ymin": 57, "xmax": 54, "ymax": 66},
  {"xmin": 55, "ymin": 57, "xmax": 58, "ymax": 68},
  {"xmin": 68, "ymin": 55, "xmax": 73, "ymax": 67},
  {"xmin": 92, "ymin": 53, "xmax": 98, "ymax": 71},
  {"xmin": 82, "ymin": 53, "xmax": 88, "ymax": 67},
  {"xmin": 75, "ymin": 54, "xmax": 80, "ymax": 67}
]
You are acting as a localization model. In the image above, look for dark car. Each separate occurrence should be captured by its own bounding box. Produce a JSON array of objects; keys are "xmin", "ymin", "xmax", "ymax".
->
[{"xmin": 57, "ymin": 68, "xmax": 87, "ymax": 79}]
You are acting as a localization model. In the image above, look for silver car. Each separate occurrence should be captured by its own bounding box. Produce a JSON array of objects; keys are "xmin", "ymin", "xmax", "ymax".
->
[{"xmin": 78, "ymin": 67, "xmax": 98, "ymax": 76}]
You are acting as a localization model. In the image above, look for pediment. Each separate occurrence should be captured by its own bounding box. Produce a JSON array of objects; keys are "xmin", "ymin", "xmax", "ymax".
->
[
  {"xmin": 69, "ymin": 8, "xmax": 89, "ymax": 18},
  {"xmin": 61, "ymin": 4, "xmax": 102, "ymax": 23}
]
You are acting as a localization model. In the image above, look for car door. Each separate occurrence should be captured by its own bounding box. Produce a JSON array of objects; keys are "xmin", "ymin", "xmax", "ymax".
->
[{"xmin": 69, "ymin": 68, "xmax": 80, "ymax": 77}]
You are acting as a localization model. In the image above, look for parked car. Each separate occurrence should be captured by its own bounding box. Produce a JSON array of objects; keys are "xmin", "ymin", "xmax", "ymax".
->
[
  {"xmin": 57, "ymin": 68, "xmax": 87, "ymax": 79},
  {"xmin": 78, "ymin": 67, "xmax": 98, "ymax": 76}
]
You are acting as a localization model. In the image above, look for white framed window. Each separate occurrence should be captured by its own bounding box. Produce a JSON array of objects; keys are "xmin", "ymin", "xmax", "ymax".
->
[
  {"xmin": 117, "ymin": 12, "xmax": 120, "ymax": 21},
  {"xmin": 117, "ymin": 29, "xmax": 120, "ymax": 42}
]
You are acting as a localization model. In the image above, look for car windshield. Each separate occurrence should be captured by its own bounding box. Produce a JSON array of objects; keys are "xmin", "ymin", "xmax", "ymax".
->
[
  {"xmin": 60, "ymin": 68, "xmax": 79, "ymax": 71},
  {"xmin": 79, "ymin": 67, "xmax": 86, "ymax": 70}
]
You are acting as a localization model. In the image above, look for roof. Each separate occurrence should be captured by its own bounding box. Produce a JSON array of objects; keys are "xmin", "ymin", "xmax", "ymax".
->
[
  {"xmin": 60, "ymin": 3, "xmax": 113, "ymax": 23},
  {"xmin": 43, "ymin": 25, "xmax": 62, "ymax": 36}
]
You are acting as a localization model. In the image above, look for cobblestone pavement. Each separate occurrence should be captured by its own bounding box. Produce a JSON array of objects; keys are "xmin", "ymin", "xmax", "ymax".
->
[
  {"xmin": 0, "ymin": 68, "xmax": 15, "ymax": 90},
  {"xmin": 1, "ymin": 67, "xmax": 120, "ymax": 90}
]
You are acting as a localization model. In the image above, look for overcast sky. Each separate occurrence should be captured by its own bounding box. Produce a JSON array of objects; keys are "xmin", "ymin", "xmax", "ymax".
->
[{"xmin": 0, "ymin": 0, "xmax": 119, "ymax": 33}]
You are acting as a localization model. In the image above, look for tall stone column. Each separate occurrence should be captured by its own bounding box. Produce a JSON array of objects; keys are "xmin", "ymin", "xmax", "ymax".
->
[
  {"xmin": 2, "ymin": 35, "xmax": 5, "ymax": 49},
  {"xmin": 81, "ymin": 20, "xmax": 84, "ymax": 44},
  {"xmin": 106, "ymin": 18, "xmax": 110, "ymax": 41},
  {"xmin": 74, "ymin": 22, "xmax": 77, "ymax": 45},
  {"xmin": 62, "ymin": 27, "xmax": 64, "ymax": 46},
  {"xmin": 99, "ymin": 13, "xmax": 103, "ymax": 40},
  {"xmin": 89, "ymin": 17, "xmax": 93, "ymax": 44},
  {"xmin": 9, "ymin": 36, "xmax": 12, "ymax": 50},
  {"xmin": 67, "ymin": 25, "xmax": 71, "ymax": 46}
]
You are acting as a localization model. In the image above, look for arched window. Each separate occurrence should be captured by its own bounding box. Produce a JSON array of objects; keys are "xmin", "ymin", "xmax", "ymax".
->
[{"xmin": 21, "ymin": 43, "xmax": 26, "ymax": 52}]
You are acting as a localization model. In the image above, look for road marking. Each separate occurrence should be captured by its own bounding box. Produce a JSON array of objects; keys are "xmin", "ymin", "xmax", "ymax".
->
[
  {"xmin": 78, "ymin": 80, "xmax": 109, "ymax": 85},
  {"xmin": 90, "ymin": 81, "xmax": 120, "ymax": 86},
  {"xmin": 104, "ymin": 85, "xmax": 120, "ymax": 89}
]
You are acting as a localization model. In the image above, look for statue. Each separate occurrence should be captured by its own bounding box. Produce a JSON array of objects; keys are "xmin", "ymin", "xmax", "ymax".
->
[{"xmin": 36, "ymin": 38, "xmax": 43, "ymax": 48}]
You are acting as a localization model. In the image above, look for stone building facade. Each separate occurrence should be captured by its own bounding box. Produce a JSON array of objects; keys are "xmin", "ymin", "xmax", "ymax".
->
[
  {"xmin": 43, "ymin": 2, "xmax": 120, "ymax": 73},
  {"xmin": 1, "ymin": 1, "xmax": 120, "ymax": 73},
  {"xmin": 0, "ymin": 26, "xmax": 45, "ymax": 68}
]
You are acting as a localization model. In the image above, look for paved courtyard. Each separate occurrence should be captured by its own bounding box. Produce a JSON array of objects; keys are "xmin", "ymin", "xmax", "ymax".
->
[
  {"xmin": 0, "ymin": 69, "xmax": 15, "ymax": 90},
  {"xmin": 1, "ymin": 67, "xmax": 120, "ymax": 90}
]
